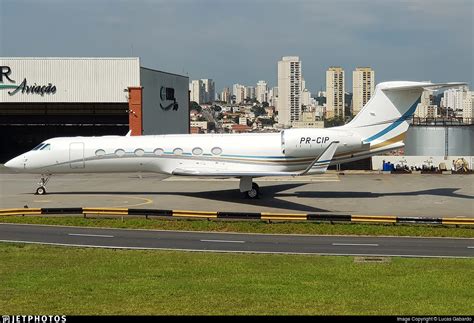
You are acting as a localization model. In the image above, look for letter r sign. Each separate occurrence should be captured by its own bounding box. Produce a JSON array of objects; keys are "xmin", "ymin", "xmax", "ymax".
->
[{"xmin": 0, "ymin": 66, "xmax": 15, "ymax": 83}]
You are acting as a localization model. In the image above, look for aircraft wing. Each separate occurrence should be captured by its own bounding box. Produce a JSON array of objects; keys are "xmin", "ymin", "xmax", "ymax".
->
[{"xmin": 172, "ymin": 141, "xmax": 339, "ymax": 177}]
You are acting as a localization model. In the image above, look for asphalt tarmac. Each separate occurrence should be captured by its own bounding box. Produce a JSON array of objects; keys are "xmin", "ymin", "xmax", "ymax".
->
[
  {"xmin": 1, "ymin": 166, "xmax": 473, "ymax": 217},
  {"xmin": 1, "ymin": 223, "xmax": 473, "ymax": 258}
]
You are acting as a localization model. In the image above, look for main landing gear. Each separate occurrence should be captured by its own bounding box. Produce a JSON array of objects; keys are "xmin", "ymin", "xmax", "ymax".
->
[
  {"xmin": 35, "ymin": 174, "xmax": 51, "ymax": 195},
  {"xmin": 239, "ymin": 176, "xmax": 260, "ymax": 199}
]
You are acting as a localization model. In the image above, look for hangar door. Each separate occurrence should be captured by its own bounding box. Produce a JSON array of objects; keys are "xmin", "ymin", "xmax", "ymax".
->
[{"xmin": 69, "ymin": 142, "xmax": 85, "ymax": 169}]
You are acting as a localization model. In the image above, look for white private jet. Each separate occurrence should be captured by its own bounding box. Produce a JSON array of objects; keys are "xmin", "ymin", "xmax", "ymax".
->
[{"xmin": 4, "ymin": 81, "xmax": 466, "ymax": 198}]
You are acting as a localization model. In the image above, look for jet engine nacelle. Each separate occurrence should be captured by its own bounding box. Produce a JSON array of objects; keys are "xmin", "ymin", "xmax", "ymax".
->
[{"xmin": 282, "ymin": 128, "xmax": 364, "ymax": 157}]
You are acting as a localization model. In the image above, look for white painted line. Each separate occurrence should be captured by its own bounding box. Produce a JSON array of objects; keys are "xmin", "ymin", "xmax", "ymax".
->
[
  {"xmin": 200, "ymin": 239, "xmax": 245, "ymax": 243},
  {"xmin": 0, "ymin": 239, "xmax": 470, "ymax": 259},
  {"xmin": 467, "ymin": 246, "xmax": 474, "ymax": 249},
  {"xmin": 332, "ymin": 243, "xmax": 379, "ymax": 247},
  {"xmin": 2, "ymin": 222, "xmax": 473, "ymax": 240},
  {"xmin": 68, "ymin": 233, "xmax": 114, "ymax": 238}
]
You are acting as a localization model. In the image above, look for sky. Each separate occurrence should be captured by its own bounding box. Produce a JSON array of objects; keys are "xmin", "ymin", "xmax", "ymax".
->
[{"xmin": 1, "ymin": 0, "xmax": 472, "ymax": 93}]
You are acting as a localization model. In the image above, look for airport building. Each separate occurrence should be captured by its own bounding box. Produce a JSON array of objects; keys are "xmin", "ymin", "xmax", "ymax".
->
[{"xmin": 0, "ymin": 57, "xmax": 189, "ymax": 162}]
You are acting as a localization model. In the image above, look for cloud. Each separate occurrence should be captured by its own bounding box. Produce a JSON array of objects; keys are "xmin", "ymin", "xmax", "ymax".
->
[{"xmin": 1, "ymin": 0, "xmax": 472, "ymax": 91}]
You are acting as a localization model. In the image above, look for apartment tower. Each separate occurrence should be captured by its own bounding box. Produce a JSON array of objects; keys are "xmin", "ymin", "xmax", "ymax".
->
[
  {"xmin": 352, "ymin": 67, "xmax": 374, "ymax": 115},
  {"xmin": 256, "ymin": 80, "xmax": 268, "ymax": 104},
  {"xmin": 201, "ymin": 79, "xmax": 215, "ymax": 104},
  {"xmin": 190, "ymin": 80, "xmax": 204, "ymax": 104},
  {"xmin": 326, "ymin": 66, "xmax": 345, "ymax": 119},
  {"xmin": 277, "ymin": 56, "xmax": 302, "ymax": 128}
]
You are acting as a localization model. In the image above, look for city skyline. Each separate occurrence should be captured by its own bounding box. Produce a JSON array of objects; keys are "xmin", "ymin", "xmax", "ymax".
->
[{"xmin": 1, "ymin": 0, "xmax": 472, "ymax": 92}]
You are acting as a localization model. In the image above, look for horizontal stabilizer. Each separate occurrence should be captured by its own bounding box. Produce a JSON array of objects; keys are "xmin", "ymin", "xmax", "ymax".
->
[{"xmin": 382, "ymin": 82, "xmax": 467, "ymax": 92}]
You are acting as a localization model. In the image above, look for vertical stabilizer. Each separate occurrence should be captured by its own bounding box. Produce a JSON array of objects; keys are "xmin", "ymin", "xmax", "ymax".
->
[{"xmin": 343, "ymin": 82, "xmax": 466, "ymax": 147}]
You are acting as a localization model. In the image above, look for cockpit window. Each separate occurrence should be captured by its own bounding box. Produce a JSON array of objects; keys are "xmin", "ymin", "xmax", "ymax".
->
[
  {"xmin": 40, "ymin": 144, "xmax": 51, "ymax": 151},
  {"xmin": 32, "ymin": 143, "xmax": 45, "ymax": 151}
]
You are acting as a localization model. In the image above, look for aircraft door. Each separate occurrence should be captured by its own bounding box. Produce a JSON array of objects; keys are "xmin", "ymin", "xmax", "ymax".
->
[{"xmin": 69, "ymin": 142, "xmax": 85, "ymax": 169}]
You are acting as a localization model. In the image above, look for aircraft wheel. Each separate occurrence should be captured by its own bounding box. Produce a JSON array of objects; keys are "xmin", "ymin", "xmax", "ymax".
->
[
  {"xmin": 36, "ymin": 187, "xmax": 46, "ymax": 195},
  {"xmin": 246, "ymin": 183, "xmax": 260, "ymax": 199}
]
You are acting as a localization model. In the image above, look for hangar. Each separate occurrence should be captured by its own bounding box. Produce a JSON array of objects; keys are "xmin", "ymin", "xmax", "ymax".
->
[{"xmin": 0, "ymin": 57, "xmax": 189, "ymax": 162}]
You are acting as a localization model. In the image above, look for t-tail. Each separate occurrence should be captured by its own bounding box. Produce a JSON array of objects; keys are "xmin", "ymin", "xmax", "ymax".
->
[{"xmin": 341, "ymin": 81, "xmax": 467, "ymax": 151}]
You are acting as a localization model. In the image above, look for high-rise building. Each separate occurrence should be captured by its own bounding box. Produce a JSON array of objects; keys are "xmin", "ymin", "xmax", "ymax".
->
[
  {"xmin": 462, "ymin": 91, "xmax": 473, "ymax": 123},
  {"xmin": 442, "ymin": 87, "xmax": 468, "ymax": 110},
  {"xmin": 190, "ymin": 80, "xmax": 204, "ymax": 104},
  {"xmin": 201, "ymin": 79, "xmax": 215, "ymax": 104},
  {"xmin": 352, "ymin": 67, "xmax": 374, "ymax": 115},
  {"xmin": 268, "ymin": 86, "xmax": 278, "ymax": 107},
  {"xmin": 415, "ymin": 90, "xmax": 436, "ymax": 119},
  {"xmin": 245, "ymin": 86, "xmax": 256, "ymax": 100},
  {"xmin": 220, "ymin": 87, "xmax": 231, "ymax": 103},
  {"xmin": 233, "ymin": 84, "xmax": 245, "ymax": 104},
  {"xmin": 301, "ymin": 88, "xmax": 311, "ymax": 109},
  {"xmin": 326, "ymin": 67, "xmax": 345, "ymax": 119},
  {"xmin": 256, "ymin": 80, "xmax": 268, "ymax": 103},
  {"xmin": 277, "ymin": 56, "xmax": 302, "ymax": 127}
]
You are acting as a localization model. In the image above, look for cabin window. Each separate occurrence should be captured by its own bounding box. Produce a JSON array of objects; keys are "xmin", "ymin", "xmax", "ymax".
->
[
  {"xmin": 192, "ymin": 147, "xmax": 203, "ymax": 155},
  {"xmin": 173, "ymin": 148, "xmax": 183, "ymax": 155},
  {"xmin": 40, "ymin": 144, "xmax": 51, "ymax": 151},
  {"xmin": 95, "ymin": 149, "xmax": 106, "ymax": 157},
  {"xmin": 154, "ymin": 148, "xmax": 164, "ymax": 156},
  {"xmin": 211, "ymin": 147, "xmax": 222, "ymax": 155},
  {"xmin": 115, "ymin": 149, "xmax": 125, "ymax": 157},
  {"xmin": 134, "ymin": 149, "xmax": 145, "ymax": 157}
]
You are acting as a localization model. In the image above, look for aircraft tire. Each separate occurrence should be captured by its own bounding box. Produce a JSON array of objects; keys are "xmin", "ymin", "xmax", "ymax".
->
[
  {"xmin": 36, "ymin": 187, "xmax": 46, "ymax": 195},
  {"xmin": 246, "ymin": 182, "xmax": 260, "ymax": 199}
]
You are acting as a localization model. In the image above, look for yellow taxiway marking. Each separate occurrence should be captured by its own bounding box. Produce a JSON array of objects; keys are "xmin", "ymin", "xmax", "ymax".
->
[
  {"xmin": 31, "ymin": 194, "xmax": 154, "ymax": 209},
  {"xmin": 99, "ymin": 195, "xmax": 154, "ymax": 208}
]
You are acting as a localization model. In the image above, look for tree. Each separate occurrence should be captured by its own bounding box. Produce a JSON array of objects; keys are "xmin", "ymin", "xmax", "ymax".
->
[
  {"xmin": 324, "ymin": 116, "xmax": 345, "ymax": 128},
  {"xmin": 211, "ymin": 105, "xmax": 222, "ymax": 112},
  {"xmin": 259, "ymin": 117, "xmax": 275, "ymax": 126},
  {"xmin": 251, "ymin": 105, "xmax": 266, "ymax": 117},
  {"xmin": 190, "ymin": 101, "xmax": 202, "ymax": 113}
]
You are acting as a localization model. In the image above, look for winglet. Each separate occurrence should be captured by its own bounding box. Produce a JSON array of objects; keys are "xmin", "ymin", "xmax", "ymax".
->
[
  {"xmin": 125, "ymin": 130, "xmax": 132, "ymax": 137},
  {"xmin": 297, "ymin": 141, "xmax": 339, "ymax": 176}
]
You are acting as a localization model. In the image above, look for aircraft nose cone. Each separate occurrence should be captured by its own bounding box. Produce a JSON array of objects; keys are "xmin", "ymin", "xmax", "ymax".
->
[{"xmin": 4, "ymin": 156, "xmax": 24, "ymax": 170}]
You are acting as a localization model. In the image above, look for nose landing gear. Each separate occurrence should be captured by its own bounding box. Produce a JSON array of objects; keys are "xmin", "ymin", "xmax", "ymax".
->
[{"xmin": 35, "ymin": 175, "xmax": 51, "ymax": 195}]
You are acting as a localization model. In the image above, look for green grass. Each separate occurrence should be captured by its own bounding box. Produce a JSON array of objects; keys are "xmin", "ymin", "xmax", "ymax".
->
[
  {"xmin": 0, "ymin": 243, "xmax": 472, "ymax": 315},
  {"xmin": 0, "ymin": 215, "xmax": 473, "ymax": 238}
]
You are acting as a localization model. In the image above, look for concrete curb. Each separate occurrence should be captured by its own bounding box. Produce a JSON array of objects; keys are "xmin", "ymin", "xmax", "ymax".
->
[{"xmin": 1, "ymin": 207, "xmax": 473, "ymax": 226}]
